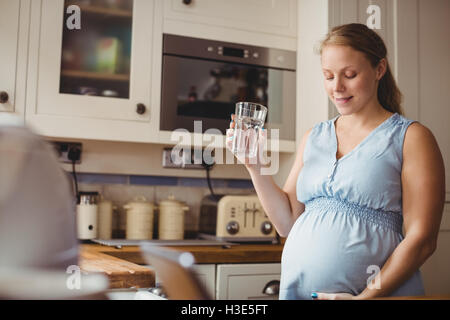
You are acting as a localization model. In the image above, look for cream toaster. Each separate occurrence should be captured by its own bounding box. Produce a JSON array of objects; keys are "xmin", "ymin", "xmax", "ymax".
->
[{"xmin": 199, "ymin": 194, "xmax": 277, "ymax": 243}]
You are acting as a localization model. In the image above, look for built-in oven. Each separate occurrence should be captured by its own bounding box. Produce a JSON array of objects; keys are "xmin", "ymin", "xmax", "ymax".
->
[{"xmin": 160, "ymin": 34, "xmax": 296, "ymax": 140}]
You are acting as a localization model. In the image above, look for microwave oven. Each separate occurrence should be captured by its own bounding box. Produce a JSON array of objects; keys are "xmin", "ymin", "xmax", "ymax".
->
[{"xmin": 160, "ymin": 34, "xmax": 296, "ymax": 140}]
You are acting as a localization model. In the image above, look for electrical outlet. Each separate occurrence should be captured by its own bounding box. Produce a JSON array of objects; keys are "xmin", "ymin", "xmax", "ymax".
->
[
  {"xmin": 162, "ymin": 148, "xmax": 214, "ymax": 169},
  {"xmin": 51, "ymin": 141, "xmax": 82, "ymax": 164},
  {"xmin": 162, "ymin": 148, "xmax": 181, "ymax": 168}
]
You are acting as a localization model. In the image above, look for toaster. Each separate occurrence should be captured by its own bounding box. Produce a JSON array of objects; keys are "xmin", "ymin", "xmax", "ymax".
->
[{"xmin": 199, "ymin": 194, "xmax": 277, "ymax": 243}]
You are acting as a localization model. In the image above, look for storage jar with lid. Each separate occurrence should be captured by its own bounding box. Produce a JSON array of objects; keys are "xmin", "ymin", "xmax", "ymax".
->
[
  {"xmin": 158, "ymin": 195, "xmax": 189, "ymax": 240},
  {"xmin": 123, "ymin": 196, "xmax": 155, "ymax": 240},
  {"xmin": 97, "ymin": 195, "xmax": 117, "ymax": 240}
]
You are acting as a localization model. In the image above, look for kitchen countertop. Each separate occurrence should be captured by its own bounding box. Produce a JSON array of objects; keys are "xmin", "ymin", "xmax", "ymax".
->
[
  {"xmin": 79, "ymin": 244, "xmax": 450, "ymax": 300},
  {"xmin": 79, "ymin": 242, "xmax": 284, "ymax": 289}
]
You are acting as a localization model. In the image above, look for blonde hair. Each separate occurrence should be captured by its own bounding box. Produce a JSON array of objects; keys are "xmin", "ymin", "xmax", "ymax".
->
[{"xmin": 320, "ymin": 23, "xmax": 403, "ymax": 115}]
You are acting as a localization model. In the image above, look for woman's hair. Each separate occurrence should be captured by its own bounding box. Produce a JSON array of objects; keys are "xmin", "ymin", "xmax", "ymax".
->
[{"xmin": 319, "ymin": 23, "xmax": 403, "ymax": 115}]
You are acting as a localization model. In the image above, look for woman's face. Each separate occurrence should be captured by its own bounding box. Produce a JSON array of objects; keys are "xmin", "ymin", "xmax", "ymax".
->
[{"xmin": 321, "ymin": 45, "xmax": 385, "ymax": 116}]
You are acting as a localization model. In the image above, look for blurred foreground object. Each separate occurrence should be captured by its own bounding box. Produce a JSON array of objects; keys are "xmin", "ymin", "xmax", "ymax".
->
[{"xmin": 0, "ymin": 113, "xmax": 78, "ymax": 270}]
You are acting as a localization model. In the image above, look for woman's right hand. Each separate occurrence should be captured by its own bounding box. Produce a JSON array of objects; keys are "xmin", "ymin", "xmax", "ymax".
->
[{"xmin": 226, "ymin": 114, "xmax": 267, "ymax": 171}]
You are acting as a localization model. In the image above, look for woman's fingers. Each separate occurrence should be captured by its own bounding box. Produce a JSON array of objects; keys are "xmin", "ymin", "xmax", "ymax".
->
[
  {"xmin": 230, "ymin": 114, "xmax": 236, "ymax": 129},
  {"xmin": 226, "ymin": 128, "xmax": 234, "ymax": 150}
]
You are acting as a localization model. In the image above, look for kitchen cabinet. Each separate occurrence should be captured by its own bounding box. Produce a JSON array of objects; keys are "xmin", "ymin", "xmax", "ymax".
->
[
  {"xmin": 191, "ymin": 264, "xmax": 216, "ymax": 299},
  {"xmin": 149, "ymin": 263, "xmax": 215, "ymax": 299},
  {"xmin": 0, "ymin": 0, "xmax": 30, "ymax": 117},
  {"xmin": 164, "ymin": 0, "xmax": 297, "ymax": 38},
  {"xmin": 25, "ymin": 0, "xmax": 161, "ymax": 142},
  {"xmin": 162, "ymin": 0, "xmax": 297, "ymax": 51},
  {"xmin": 216, "ymin": 263, "xmax": 281, "ymax": 300},
  {"xmin": 149, "ymin": 262, "xmax": 281, "ymax": 300}
]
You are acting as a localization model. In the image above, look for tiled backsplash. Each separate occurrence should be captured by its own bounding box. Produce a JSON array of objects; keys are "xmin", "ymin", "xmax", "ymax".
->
[{"xmin": 72, "ymin": 173, "xmax": 255, "ymax": 237}]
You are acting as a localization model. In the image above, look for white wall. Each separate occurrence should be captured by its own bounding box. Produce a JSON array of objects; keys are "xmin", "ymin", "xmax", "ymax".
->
[
  {"xmin": 396, "ymin": 0, "xmax": 450, "ymax": 295},
  {"xmin": 271, "ymin": 0, "xmax": 331, "ymax": 188}
]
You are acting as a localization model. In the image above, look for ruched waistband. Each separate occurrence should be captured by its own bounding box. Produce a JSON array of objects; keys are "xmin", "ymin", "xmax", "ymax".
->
[{"xmin": 305, "ymin": 197, "xmax": 403, "ymax": 233}]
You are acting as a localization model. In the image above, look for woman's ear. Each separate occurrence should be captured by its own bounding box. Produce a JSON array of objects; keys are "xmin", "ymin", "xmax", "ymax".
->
[{"xmin": 376, "ymin": 58, "xmax": 387, "ymax": 80}]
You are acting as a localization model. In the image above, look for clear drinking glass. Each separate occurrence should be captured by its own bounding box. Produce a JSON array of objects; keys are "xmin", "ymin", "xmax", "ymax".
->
[{"xmin": 232, "ymin": 102, "xmax": 267, "ymax": 158}]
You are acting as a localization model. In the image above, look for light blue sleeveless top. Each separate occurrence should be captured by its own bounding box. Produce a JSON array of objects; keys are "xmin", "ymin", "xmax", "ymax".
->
[{"xmin": 280, "ymin": 113, "xmax": 425, "ymax": 299}]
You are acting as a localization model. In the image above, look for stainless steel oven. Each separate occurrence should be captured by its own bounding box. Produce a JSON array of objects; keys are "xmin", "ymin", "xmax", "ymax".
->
[{"xmin": 160, "ymin": 34, "xmax": 296, "ymax": 140}]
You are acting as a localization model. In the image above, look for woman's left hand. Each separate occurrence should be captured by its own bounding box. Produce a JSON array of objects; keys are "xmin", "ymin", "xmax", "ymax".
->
[{"xmin": 312, "ymin": 292, "xmax": 356, "ymax": 300}]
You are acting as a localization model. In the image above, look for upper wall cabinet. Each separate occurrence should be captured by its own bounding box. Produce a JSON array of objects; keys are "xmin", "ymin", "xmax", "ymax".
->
[
  {"xmin": 0, "ymin": 0, "xmax": 30, "ymax": 117},
  {"xmin": 165, "ymin": 0, "xmax": 297, "ymax": 37},
  {"xmin": 162, "ymin": 0, "xmax": 297, "ymax": 50},
  {"xmin": 26, "ymin": 0, "xmax": 159, "ymax": 142}
]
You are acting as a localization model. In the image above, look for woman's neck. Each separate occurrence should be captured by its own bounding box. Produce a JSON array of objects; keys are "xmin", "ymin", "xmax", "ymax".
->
[{"xmin": 339, "ymin": 103, "xmax": 392, "ymax": 130}]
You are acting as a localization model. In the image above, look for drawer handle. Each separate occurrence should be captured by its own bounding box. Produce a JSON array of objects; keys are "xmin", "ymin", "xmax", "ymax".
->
[
  {"xmin": 262, "ymin": 280, "xmax": 280, "ymax": 296},
  {"xmin": 0, "ymin": 91, "xmax": 9, "ymax": 104},
  {"xmin": 182, "ymin": 0, "xmax": 192, "ymax": 5}
]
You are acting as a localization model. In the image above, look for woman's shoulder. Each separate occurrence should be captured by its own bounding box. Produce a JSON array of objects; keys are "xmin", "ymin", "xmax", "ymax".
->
[
  {"xmin": 310, "ymin": 116, "xmax": 337, "ymax": 133},
  {"xmin": 404, "ymin": 121, "xmax": 437, "ymax": 146},
  {"xmin": 297, "ymin": 118, "xmax": 335, "ymax": 147},
  {"xmin": 391, "ymin": 112, "xmax": 416, "ymax": 126}
]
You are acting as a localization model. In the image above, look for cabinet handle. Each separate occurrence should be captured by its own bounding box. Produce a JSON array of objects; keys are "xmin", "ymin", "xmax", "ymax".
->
[
  {"xmin": 262, "ymin": 280, "xmax": 280, "ymax": 296},
  {"xmin": 0, "ymin": 91, "xmax": 9, "ymax": 104},
  {"xmin": 182, "ymin": 0, "xmax": 192, "ymax": 5},
  {"xmin": 136, "ymin": 103, "xmax": 146, "ymax": 115}
]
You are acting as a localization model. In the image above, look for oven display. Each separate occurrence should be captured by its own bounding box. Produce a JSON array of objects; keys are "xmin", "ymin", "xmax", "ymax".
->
[{"xmin": 223, "ymin": 47, "xmax": 245, "ymax": 58}]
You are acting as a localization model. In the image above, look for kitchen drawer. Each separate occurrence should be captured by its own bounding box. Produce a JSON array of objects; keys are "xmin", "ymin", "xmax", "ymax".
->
[{"xmin": 216, "ymin": 263, "xmax": 281, "ymax": 300}]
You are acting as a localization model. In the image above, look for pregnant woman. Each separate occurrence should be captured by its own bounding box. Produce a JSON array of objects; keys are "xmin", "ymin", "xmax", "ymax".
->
[{"xmin": 226, "ymin": 23, "xmax": 445, "ymax": 299}]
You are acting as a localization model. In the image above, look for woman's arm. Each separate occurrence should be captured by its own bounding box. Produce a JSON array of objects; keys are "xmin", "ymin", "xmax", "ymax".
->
[
  {"xmin": 227, "ymin": 121, "xmax": 312, "ymax": 237},
  {"xmin": 247, "ymin": 128, "xmax": 311, "ymax": 237},
  {"xmin": 355, "ymin": 123, "xmax": 446, "ymax": 299}
]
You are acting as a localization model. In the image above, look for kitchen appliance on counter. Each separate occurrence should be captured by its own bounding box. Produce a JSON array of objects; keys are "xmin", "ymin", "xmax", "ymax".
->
[
  {"xmin": 160, "ymin": 34, "xmax": 296, "ymax": 140},
  {"xmin": 199, "ymin": 194, "xmax": 277, "ymax": 243},
  {"xmin": 76, "ymin": 191, "xmax": 99, "ymax": 240}
]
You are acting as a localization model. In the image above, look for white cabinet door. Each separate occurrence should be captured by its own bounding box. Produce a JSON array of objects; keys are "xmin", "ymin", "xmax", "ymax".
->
[
  {"xmin": 26, "ymin": 0, "xmax": 159, "ymax": 142},
  {"xmin": 0, "ymin": 0, "xmax": 30, "ymax": 115},
  {"xmin": 192, "ymin": 264, "xmax": 216, "ymax": 299},
  {"xmin": 216, "ymin": 263, "xmax": 281, "ymax": 300},
  {"xmin": 164, "ymin": 0, "xmax": 297, "ymax": 38}
]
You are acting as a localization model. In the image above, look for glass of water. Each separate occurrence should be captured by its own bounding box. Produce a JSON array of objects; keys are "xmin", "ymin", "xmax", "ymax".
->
[{"xmin": 232, "ymin": 102, "xmax": 267, "ymax": 158}]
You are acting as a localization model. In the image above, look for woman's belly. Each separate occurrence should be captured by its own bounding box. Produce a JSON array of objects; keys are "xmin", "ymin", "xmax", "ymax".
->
[{"xmin": 279, "ymin": 202, "xmax": 404, "ymax": 300}]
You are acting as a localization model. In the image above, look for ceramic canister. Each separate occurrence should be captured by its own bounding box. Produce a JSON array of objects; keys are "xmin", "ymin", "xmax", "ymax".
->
[
  {"xmin": 158, "ymin": 195, "xmax": 189, "ymax": 240},
  {"xmin": 124, "ymin": 196, "xmax": 155, "ymax": 240},
  {"xmin": 97, "ymin": 197, "xmax": 117, "ymax": 240}
]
